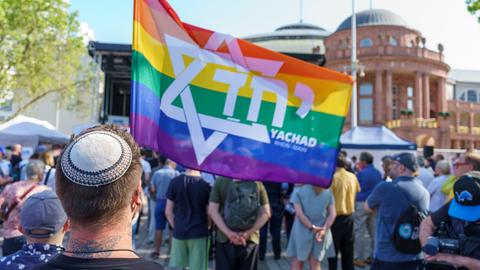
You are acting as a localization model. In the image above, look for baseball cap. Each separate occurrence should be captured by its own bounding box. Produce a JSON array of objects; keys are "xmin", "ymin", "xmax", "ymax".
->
[
  {"xmin": 448, "ymin": 173, "xmax": 480, "ymax": 222},
  {"xmin": 392, "ymin": 152, "xmax": 418, "ymax": 172},
  {"xmin": 20, "ymin": 190, "xmax": 67, "ymax": 238}
]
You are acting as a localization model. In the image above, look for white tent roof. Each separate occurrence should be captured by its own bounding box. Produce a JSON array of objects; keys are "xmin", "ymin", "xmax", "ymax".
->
[
  {"xmin": 340, "ymin": 126, "xmax": 416, "ymax": 150},
  {"xmin": 0, "ymin": 115, "xmax": 69, "ymax": 148}
]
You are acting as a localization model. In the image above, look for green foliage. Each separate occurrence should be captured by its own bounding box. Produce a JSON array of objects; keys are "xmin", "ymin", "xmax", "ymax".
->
[
  {"xmin": 0, "ymin": 0, "xmax": 92, "ymax": 119},
  {"xmin": 438, "ymin": 111, "xmax": 452, "ymax": 118},
  {"xmin": 400, "ymin": 109, "xmax": 414, "ymax": 116},
  {"xmin": 466, "ymin": 0, "xmax": 480, "ymax": 22}
]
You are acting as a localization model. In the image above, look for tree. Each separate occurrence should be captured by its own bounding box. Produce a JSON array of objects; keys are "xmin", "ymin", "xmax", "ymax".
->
[
  {"xmin": 0, "ymin": 0, "xmax": 92, "ymax": 121},
  {"xmin": 466, "ymin": 0, "xmax": 480, "ymax": 22}
]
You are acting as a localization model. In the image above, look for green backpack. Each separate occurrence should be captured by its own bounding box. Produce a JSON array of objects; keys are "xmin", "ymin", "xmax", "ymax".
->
[{"xmin": 223, "ymin": 181, "xmax": 260, "ymax": 231}]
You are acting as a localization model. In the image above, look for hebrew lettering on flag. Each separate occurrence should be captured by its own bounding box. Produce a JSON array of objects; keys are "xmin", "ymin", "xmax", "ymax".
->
[{"xmin": 131, "ymin": 0, "xmax": 352, "ymax": 187}]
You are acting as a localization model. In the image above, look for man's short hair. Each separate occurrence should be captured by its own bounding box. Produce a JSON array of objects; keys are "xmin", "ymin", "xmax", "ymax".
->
[
  {"xmin": 360, "ymin": 152, "xmax": 374, "ymax": 164},
  {"xmin": 436, "ymin": 160, "xmax": 450, "ymax": 175},
  {"xmin": 26, "ymin": 160, "xmax": 45, "ymax": 180},
  {"xmin": 465, "ymin": 153, "xmax": 480, "ymax": 171},
  {"xmin": 56, "ymin": 125, "xmax": 142, "ymax": 227},
  {"xmin": 336, "ymin": 155, "xmax": 346, "ymax": 168}
]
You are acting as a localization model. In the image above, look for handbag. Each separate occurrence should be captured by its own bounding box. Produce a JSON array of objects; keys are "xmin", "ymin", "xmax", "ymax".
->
[{"xmin": 0, "ymin": 183, "xmax": 37, "ymax": 221}]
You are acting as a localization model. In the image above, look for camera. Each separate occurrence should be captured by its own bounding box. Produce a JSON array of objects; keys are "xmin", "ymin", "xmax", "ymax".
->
[
  {"xmin": 420, "ymin": 222, "xmax": 460, "ymax": 270},
  {"xmin": 423, "ymin": 222, "xmax": 460, "ymax": 256}
]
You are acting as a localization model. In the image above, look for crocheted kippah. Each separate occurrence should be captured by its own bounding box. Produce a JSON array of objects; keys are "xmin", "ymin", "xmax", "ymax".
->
[{"xmin": 60, "ymin": 130, "xmax": 133, "ymax": 187}]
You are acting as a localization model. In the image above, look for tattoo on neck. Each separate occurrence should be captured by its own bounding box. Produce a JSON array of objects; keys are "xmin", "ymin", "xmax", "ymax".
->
[{"xmin": 68, "ymin": 235, "xmax": 122, "ymax": 258}]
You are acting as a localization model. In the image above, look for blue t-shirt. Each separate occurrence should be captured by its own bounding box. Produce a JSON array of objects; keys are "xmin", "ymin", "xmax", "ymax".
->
[
  {"xmin": 367, "ymin": 176, "xmax": 429, "ymax": 262},
  {"xmin": 356, "ymin": 164, "xmax": 382, "ymax": 202},
  {"xmin": 0, "ymin": 243, "xmax": 64, "ymax": 270},
  {"xmin": 166, "ymin": 174, "xmax": 211, "ymax": 240},
  {"xmin": 150, "ymin": 166, "xmax": 179, "ymax": 201}
]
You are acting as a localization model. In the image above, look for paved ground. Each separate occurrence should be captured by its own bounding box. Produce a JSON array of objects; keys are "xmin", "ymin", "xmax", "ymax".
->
[
  {"xmin": 2, "ymin": 215, "xmax": 369, "ymax": 269},
  {"xmin": 133, "ymin": 216, "xmax": 367, "ymax": 270}
]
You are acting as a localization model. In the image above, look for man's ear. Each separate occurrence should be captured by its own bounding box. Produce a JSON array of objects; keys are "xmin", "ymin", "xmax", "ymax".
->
[
  {"xmin": 63, "ymin": 219, "xmax": 70, "ymax": 233},
  {"xmin": 133, "ymin": 180, "xmax": 142, "ymax": 206},
  {"xmin": 19, "ymin": 225, "xmax": 25, "ymax": 235}
]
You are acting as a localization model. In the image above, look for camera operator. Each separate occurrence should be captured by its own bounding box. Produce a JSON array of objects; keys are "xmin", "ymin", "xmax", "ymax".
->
[{"xmin": 419, "ymin": 172, "xmax": 480, "ymax": 270}]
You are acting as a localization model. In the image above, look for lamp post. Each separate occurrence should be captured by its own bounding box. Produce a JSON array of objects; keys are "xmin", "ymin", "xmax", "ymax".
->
[{"xmin": 351, "ymin": 0, "xmax": 358, "ymax": 128}]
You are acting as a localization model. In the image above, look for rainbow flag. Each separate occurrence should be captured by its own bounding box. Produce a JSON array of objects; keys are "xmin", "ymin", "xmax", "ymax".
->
[{"xmin": 131, "ymin": 0, "xmax": 352, "ymax": 187}]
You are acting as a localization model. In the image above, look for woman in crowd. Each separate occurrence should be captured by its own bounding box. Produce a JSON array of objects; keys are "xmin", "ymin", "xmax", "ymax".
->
[
  {"xmin": 39, "ymin": 151, "xmax": 56, "ymax": 190},
  {"xmin": 0, "ymin": 160, "xmax": 49, "ymax": 256},
  {"xmin": 287, "ymin": 184, "xmax": 336, "ymax": 270}
]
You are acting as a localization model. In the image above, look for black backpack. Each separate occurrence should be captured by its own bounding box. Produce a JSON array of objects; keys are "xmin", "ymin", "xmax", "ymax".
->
[
  {"xmin": 390, "ymin": 184, "xmax": 428, "ymax": 254},
  {"xmin": 223, "ymin": 181, "xmax": 260, "ymax": 231}
]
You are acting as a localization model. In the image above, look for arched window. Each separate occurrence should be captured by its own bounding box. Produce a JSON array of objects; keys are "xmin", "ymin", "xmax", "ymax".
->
[
  {"xmin": 389, "ymin": 36, "xmax": 398, "ymax": 47},
  {"xmin": 360, "ymin": 38, "xmax": 373, "ymax": 47},
  {"xmin": 359, "ymin": 83, "xmax": 373, "ymax": 125}
]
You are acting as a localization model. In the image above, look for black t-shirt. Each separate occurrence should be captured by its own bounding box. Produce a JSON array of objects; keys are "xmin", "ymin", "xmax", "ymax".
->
[
  {"xmin": 31, "ymin": 254, "xmax": 163, "ymax": 270},
  {"xmin": 10, "ymin": 154, "xmax": 22, "ymax": 169},
  {"xmin": 262, "ymin": 181, "xmax": 284, "ymax": 207},
  {"xmin": 166, "ymin": 174, "xmax": 211, "ymax": 240}
]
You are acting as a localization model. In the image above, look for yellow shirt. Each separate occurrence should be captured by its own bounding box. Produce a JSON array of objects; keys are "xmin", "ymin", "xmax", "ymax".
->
[{"xmin": 330, "ymin": 168, "xmax": 361, "ymax": 216}]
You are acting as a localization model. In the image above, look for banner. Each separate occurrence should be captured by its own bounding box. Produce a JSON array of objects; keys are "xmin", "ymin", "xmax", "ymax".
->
[{"xmin": 131, "ymin": 0, "xmax": 352, "ymax": 187}]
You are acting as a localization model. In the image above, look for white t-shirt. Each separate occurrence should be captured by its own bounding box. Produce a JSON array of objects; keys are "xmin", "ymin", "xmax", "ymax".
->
[
  {"xmin": 140, "ymin": 159, "xmax": 152, "ymax": 175},
  {"xmin": 0, "ymin": 160, "xmax": 10, "ymax": 177},
  {"xmin": 42, "ymin": 166, "xmax": 56, "ymax": 191},
  {"xmin": 417, "ymin": 167, "xmax": 434, "ymax": 188},
  {"xmin": 427, "ymin": 174, "xmax": 449, "ymax": 212}
]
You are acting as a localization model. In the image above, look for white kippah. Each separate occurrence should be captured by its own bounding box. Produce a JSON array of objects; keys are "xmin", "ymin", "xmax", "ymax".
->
[{"xmin": 60, "ymin": 130, "xmax": 133, "ymax": 187}]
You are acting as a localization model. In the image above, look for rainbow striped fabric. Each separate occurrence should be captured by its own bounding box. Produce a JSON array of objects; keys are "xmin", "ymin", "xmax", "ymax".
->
[{"xmin": 131, "ymin": 0, "xmax": 352, "ymax": 187}]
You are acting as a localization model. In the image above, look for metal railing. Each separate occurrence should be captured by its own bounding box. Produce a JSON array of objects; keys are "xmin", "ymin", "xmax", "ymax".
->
[{"xmin": 328, "ymin": 46, "xmax": 444, "ymax": 62}]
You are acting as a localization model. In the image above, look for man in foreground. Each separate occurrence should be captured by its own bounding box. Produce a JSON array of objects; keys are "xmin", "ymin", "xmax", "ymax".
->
[{"xmin": 33, "ymin": 125, "xmax": 163, "ymax": 269}]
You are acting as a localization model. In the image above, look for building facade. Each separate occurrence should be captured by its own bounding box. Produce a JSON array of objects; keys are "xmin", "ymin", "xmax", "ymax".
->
[{"xmin": 323, "ymin": 9, "xmax": 478, "ymax": 149}]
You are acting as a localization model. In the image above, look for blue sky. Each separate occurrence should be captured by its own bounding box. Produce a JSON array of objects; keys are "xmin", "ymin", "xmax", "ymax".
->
[{"xmin": 70, "ymin": 0, "xmax": 480, "ymax": 70}]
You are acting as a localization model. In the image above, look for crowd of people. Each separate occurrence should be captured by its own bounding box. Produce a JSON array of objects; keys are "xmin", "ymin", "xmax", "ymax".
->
[{"xmin": 0, "ymin": 125, "xmax": 479, "ymax": 270}]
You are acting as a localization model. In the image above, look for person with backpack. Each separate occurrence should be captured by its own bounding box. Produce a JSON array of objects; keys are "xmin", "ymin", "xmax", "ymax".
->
[
  {"xmin": 208, "ymin": 176, "xmax": 270, "ymax": 270},
  {"xmin": 364, "ymin": 152, "xmax": 429, "ymax": 270}
]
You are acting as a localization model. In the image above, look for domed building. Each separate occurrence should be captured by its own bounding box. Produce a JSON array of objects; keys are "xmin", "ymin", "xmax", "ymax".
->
[
  {"xmin": 244, "ymin": 22, "xmax": 329, "ymax": 66},
  {"xmin": 324, "ymin": 9, "xmax": 480, "ymax": 149}
]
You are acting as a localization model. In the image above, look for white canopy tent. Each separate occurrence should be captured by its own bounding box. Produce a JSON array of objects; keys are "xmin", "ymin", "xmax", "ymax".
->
[
  {"xmin": 0, "ymin": 115, "xmax": 69, "ymax": 150},
  {"xmin": 340, "ymin": 126, "xmax": 417, "ymax": 174}
]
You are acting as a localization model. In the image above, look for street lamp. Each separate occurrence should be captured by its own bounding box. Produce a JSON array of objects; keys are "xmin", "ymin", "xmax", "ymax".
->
[{"xmin": 351, "ymin": 0, "xmax": 358, "ymax": 128}]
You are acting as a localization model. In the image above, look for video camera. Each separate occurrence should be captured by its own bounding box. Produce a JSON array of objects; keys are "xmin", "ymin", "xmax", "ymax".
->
[{"xmin": 420, "ymin": 222, "xmax": 480, "ymax": 270}]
